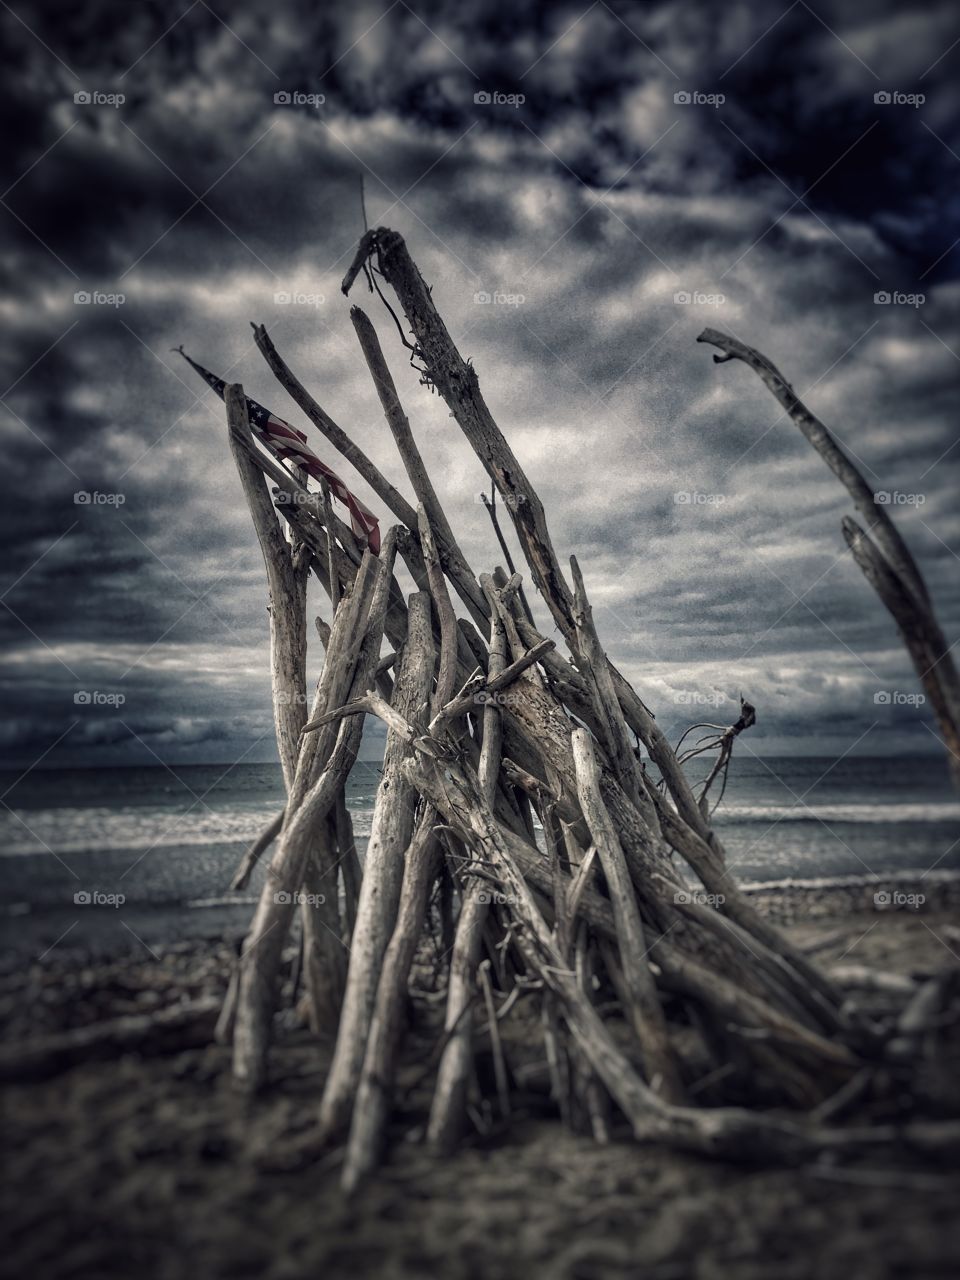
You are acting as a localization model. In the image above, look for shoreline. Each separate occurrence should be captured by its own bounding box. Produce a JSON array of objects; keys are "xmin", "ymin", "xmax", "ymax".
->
[{"xmin": 4, "ymin": 869, "xmax": 958, "ymax": 972}]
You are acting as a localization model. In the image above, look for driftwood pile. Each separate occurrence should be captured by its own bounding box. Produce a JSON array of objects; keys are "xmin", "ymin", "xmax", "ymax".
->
[{"xmin": 214, "ymin": 227, "xmax": 959, "ymax": 1191}]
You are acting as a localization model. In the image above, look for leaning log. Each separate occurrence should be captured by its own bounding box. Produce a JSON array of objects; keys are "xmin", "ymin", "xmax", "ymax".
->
[
  {"xmin": 698, "ymin": 326, "xmax": 960, "ymax": 786},
  {"xmin": 318, "ymin": 591, "xmax": 436, "ymax": 1138}
]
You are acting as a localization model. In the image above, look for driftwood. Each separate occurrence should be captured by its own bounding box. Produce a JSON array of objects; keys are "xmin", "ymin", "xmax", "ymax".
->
[
  {"xmin": 208, "ymin": 226, "xmax": 958, "ymax": 1188},
  {"xmin": 0, "ymin": 999, "xmax": 220, "ymax": 1082},
  {"xmin": 427, "ymin": 576, "xmax": 509, "ymax": 1150},
  {"xmin": 230, "ymin": 807, "xmax": 284, "ymax": 891},
  {"xmin": 698, "ymin": 327, "xmax": 960, "ymax": 786},
  {"xmin": 318, "ymin": 591, "xmax": 435, "ymax": 1139}
]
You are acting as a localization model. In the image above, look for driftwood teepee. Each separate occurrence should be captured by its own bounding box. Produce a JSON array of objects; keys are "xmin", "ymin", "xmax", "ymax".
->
[{"xmin": 212, "ymin": 227, "xmax": 959, "ymax": 1191}]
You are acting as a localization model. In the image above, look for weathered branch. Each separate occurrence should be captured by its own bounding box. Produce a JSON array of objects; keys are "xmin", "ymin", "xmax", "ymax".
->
[
  {"xmin": 571, "ymin": 729, "xmax": 684, "ymax": 1104},
  {"xmin": 844, "ymin": 517, "xmax": 960, "ymax": 785},
  {"xmin": 318, "ymin": 592, "xmax": 436, "ymax": 1139},
  {"xmin": 252, "ymin": 322, "xmax": 418, "ymax": 531},
  {"xmin": 699, "ymin": 326, "xmax": 960, "ymax": 787}
]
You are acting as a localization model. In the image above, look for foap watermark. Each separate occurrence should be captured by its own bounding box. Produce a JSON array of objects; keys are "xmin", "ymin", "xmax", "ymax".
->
[
  {"xmin": 275, "ymin": 689, "xmax": 312, "ymax": 705},
  {"xmin": 474, "ymin": 90, "xmax": 525, "ymax": 107},
  {"xmin": 474, "ymin": 290, "xmax": 526, "ymax": 307},
  {"xmin": 74, "ymin": 690, "xmax": 126, "ymax": 707},
  {"xmin": 474, "ymin": 490, "xmax": 526, "ymax": 508},
  {"xmin": 477, "ymin": 888, "xmax": 520, "ymax": 905},
  {"xmin": 74, "ymin": 90, "xmax": 125, "ymax": 107},
  {"xmin": 674, "ymin": 90, "xmax": 724, "ymax": 107},
  {"xmin": 274, "ymin": 91, "xmax": 325, "ymax": 106},
  {"xmin": 874, "ymin": 490, "xmax": 925, "ymax": 506},
  {"xmin": 473, "ymin": 690, "xmax": 522, "ymax": 709},
  {"xmin": 74, "ymin": 890, "xmax": 125, "ymax": 907},
  {"xmin": 675, "ymin": 690, "xmax": 727, "ymax": 707},
  {"xmin": 273, "ymin": 489, "xmax": 317, "ymax": 509},
  {"xmin": 874, "ymin": 290, "xmax": 924, "ymax": 308},
  {"xmin": 874, "ymin": 690, "xmax": 926, "ymax": 706},
  {"xmin": 874, "ymin": 91, "xmax": 924, "ymax": 108},
  {"xmin": 674, "ymin": 290, "xmax": 725, "ymax": 307},
  {"xmin": 274, "ymin": 890, "xmax": 326, "ymax": 906},
  {"xmin": 74, "ymin": 290, "xmax": 125, "ymax": 307},
  {"xmin": 874, "ymin": 889, "xmax": 925, "ymax": 910},
  {"xmin": 74, "ymin": 490, "xmax": 125, "ymax": 506},
  {"xmin": 674, "ymin": 490, "xmax": 726, "ymax": 506},
  {"xmin": 274, "ymin": 290, "xmax": 325, "ymax": 308},
  {"xmin": 674, "ymin": 889, "xmax": 726, "ymax": 907}
]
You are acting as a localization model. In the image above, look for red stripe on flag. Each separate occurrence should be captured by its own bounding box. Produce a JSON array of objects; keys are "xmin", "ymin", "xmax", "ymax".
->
[{"xmin": 255, "ymin": 416, "xmax": 381, "ymax": 553}]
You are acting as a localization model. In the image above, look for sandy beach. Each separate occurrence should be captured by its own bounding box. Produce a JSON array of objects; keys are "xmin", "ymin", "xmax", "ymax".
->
[{"xmin": 3, "ymin": 877, "xmax": 958, "ymax": 1280}]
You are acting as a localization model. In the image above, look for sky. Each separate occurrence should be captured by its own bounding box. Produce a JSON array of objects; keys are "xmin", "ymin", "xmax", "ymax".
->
[{"xmin": 0, "ymin": 0, "xmax": 958, "ymax": 773}]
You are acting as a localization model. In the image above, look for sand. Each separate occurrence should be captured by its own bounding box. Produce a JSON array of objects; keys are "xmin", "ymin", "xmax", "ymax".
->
[{"xmin": 2, "ymin": 880, "xmax": 959, "ymax": 1280}]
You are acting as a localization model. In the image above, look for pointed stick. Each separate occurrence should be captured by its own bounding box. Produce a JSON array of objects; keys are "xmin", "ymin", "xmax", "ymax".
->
[
  {"xmin": 351, "ymin": 305, "xmax": 489, "ymax": 630},
  {"xmin": 225, "ymin": 384, "xmax": 308, "ymax": 791},
  {"xmin": 251, "ymin": 321, "xmax": 418, "ymax": 533}
]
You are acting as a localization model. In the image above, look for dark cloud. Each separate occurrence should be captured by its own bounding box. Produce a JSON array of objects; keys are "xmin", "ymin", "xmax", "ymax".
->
[{"xmin": 0, "ymin": 0, "xmax": 957, "ymax": 770}]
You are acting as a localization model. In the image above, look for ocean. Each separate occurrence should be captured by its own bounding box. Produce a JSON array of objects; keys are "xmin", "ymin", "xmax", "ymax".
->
[{"xmin": 2, "ymin": 755, "xmax": 958, "ymax": 964}]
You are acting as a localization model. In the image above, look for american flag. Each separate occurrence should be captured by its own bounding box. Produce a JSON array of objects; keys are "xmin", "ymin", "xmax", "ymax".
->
[{"xmin": 178, "ymin": 349, "xmax": 381, "ymax": 554}]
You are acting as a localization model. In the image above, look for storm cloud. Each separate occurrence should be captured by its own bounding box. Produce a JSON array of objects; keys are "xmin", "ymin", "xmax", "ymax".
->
[{"xmin": 0, "ymin": 0, "xmax": 957, "ymax": 770}]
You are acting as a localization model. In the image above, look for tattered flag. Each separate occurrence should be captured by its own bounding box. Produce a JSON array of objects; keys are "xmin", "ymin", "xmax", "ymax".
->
[{"xmin": 177, "ymin": 348, "xmax": 380, "ymax": 554}]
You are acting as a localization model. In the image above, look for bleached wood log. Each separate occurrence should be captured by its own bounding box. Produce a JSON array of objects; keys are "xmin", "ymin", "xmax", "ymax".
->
[
  {"xmin": 335, "ymin": 795, "xmax": 361, "ymax": 942},
  {"xmin": 231, "ymin": 544, "xmax": 395, "ymax": 1089},
  {"xmin": 225, "ymin": 384, "xmax": 308, "ymax": 789},
  {"xmin": 484, "ymin": 492, "xmax": 536, "ymax": 625},
  {"xmin": 405, "ymin": 753, "xmax": 854, "ymax": 1085},
  {"xmin": 0, "ymin": 999, "xmax": 220, "ymax": 1082},
  {"xmin": 318, "ymin": 592, "xmax": 436, "ymax": 1138},
  {"xmin": 289, "ymin": 548, "xmax": 384, "ymax": 805},
  {"xmin": 699, "ymin": 326, "xmax": 960, "ymax": 787},
  {"xmin": 829, "ymin": 964, "xmax": 917, "ymax": 996},
  {"xmin": 318, "ymin": 477, "xmax": 341, "ymax": 607},
  {"xmin": 419, "ymin": 505, "xmax": 458, "ymax": 715},
  {"xmin": 348, "ymin": 228, "xmax": 580, "ymax": 646},
  {"xmin": 230, "ymin": 807, "xmax": 284, "ymax": 891},
  {"xmin": 312, "ymin": 617, "xmax": 364, "ymax": 943},
  {"xmin": 844, "ymin": 516, "xmax": 960, "ymax": 785},
  {"xmin": 302, "ymin": 690, "xmax": 416, "ymax": 742},
  {"xmin": 343, "ymin": 231, "xmax": 709, "ymax": 841},
  {"xmin": 427, "ymin": 576, "xmax": 508, "ymax": 1150},
  {"xmin": 697, "ymin": 327, "xmax": 930, "ymax": 607},
  {"xmin": 401, "ymin": 754, "xmax": 888, "ymax": 1161},
  {"xmin": 299, "ymin": 827, "xmax": 346, "ymax": 1034},
  {"xmin": 341, "ymin": 820, "xmax": 441, "ymax": 1192},
  {"xmin": 226, "ymin": 384, "xmax": 349, "ymax": 1040},
  {"xmin": 642, "ymin": 777, "xmax": 842, "ymax": 1018},
  {"xmin": 352, "ymin": 306, "xmax": 489, "ymax": 630},
  {"xmin": 571, "ymin": 729, "xmax": 684, "ymax": 1103},
  {"xmin": 569, "ymin": 557, "xmax": 662, "ymax": 841},
  {"xmin": 340, "ymin": 508, "xmax": 464, "ymax": 1184},
  {"xmin": 252, "ymin": 322, "xmax": 417, "ymax": 537}
]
